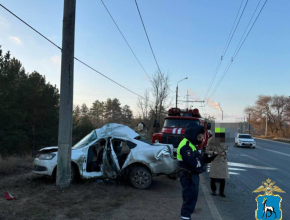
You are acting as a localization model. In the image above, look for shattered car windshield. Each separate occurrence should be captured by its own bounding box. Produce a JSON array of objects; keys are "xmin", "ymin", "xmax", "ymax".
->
[{"xmin": 72, "ymin": 130, "xmax": 97, "ymax": 149}]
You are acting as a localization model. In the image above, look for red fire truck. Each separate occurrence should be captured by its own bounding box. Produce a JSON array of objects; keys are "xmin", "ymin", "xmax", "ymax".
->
[{"xmin": 152, "ymin": 108, "xmax": 210, "ymax": 158}]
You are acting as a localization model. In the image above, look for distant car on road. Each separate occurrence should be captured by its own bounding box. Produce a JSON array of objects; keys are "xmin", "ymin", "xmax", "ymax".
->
[
  {"xmin": 235, "ymin": 133, "xmax": 256, "ymax": 148},
  {"xmin": 33, "ymin": 123, "xmax": 177, "ymax": 189}
]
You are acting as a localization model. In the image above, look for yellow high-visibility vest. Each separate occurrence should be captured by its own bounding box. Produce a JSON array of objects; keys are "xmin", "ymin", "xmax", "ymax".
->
[{"xmin": 177, "ymin": 138, "xmax": 197, "ymax": 161}]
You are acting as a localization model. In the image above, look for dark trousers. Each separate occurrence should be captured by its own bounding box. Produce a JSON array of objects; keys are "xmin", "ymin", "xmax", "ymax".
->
[
  {"xmin": 180, "ymin": 172, "xmax": 199, "ymax": 219},
  {"xmin": 210, "ymin": 178, "xmax": 225, "ymax": 194}
]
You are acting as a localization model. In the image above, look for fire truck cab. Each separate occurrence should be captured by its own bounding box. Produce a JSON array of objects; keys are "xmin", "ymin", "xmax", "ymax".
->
[{"xmin": 152, "ymin": 108, "xmax": 209, "ymax": 158}]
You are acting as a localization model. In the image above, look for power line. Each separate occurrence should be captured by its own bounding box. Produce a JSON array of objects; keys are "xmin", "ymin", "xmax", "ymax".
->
[
  {"xmin": 232, "ymin": 0, "xmax": 268, "ymax": 60},
  {"xmin": 0, "ymin": 4, "xmax": 62, "ymax": 50},
  {"xmin": 203, "ymin": 0, "xmax": 248, "ymax": 100},
  {"xmin": 208, "ymin": 0, "xmax": 268, "ymax": 98},
  {"xmin": 222, "ymin": 0, "xmax": 249, "ymax": 57},
  {"xmin": 232, "ymin": 0, "xmax": 263, "ymax": 58},
  {"xmin": 0, "ymin": 3, "xmax": 149, "ymax": 101},
  {"xmin": 100, "ymin": 0, "xmax": 151, "ymax": 80},
  {"xmin": 134, "ymin": 0, "xmax": 173, "ymax": 94},
  {"xmin": 134, "ymin": 0, "xmax": 162, "ymax": 75}
]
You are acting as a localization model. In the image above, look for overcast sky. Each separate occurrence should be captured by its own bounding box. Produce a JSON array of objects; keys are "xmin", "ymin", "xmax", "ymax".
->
[{"xmin": 0, "ymin": 0, "xmax": 289, "ymax": 122}]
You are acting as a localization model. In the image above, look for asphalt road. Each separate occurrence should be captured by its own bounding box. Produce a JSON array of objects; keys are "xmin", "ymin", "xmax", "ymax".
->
[{"xmin": 201, "ymin": 139, "xmax": 290, "ymax": 219}]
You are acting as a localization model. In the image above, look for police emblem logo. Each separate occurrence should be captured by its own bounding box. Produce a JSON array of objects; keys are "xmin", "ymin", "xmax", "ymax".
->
[
  {"xmin": 253, "ymin": 178, "xmax": 285, "ymax": 220},
  {"xmin": 186, "ymin": 150, "xmax": 191, "ymax": 157}
]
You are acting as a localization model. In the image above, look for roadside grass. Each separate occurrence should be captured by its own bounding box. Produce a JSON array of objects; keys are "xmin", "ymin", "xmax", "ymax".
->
[
  {"xmin": 0, "ymin": 156, "xmax": 34, "ymax": 176},
  {"xmin": 254, "ymin": 135, "xmax": 290, "ymax": 144},
  {"xmin": 254, "ymin": 135, "xmax": 276, "ymax": 140}
]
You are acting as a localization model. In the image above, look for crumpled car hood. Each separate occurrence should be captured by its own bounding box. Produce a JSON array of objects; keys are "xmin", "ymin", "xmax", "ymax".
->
[
  {"xmin": 95, "ymin": 123, "xmax": 140, "ymax": 139},
  {"xmin": 38, "ymin": 123, "xmax": 140, "ymax": 152},
  {"xmin": 39, "ymin": 146, "xmax": 58, "ymax": 152}
]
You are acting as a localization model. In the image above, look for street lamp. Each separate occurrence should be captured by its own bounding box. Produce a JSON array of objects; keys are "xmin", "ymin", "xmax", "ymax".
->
[{"xmin": 176, "ymin": 77, "xmax": 188, "ymax": 108}]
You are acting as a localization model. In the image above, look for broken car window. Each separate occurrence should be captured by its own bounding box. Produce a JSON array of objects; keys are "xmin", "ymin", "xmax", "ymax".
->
[{"xmin": 72, "ymin": 130, "xmax": 97, "ymax": 149}]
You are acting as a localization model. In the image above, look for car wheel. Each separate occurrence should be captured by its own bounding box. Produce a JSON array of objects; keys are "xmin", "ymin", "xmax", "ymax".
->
[
  {"xmin": 129, "ymin": 166, "xmax": 152, "ymax": 190},
  {"xmin": 52, "ymin": 164, "xmax": 78, "ymax": 183}
]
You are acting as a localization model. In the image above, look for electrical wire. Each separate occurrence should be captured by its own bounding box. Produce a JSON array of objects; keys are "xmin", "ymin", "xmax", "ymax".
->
[
  {"xmin": 203, "ymin": 0, "xmax": 248, "ymax": 100},
  {"xmin": 100, "ymin": 0, "xmax": 151, "ymax": 80},
  {"xmin": 222, "ymin": 0, "xmax": 249, "ymax": 57},
  {"xmin": 0, "ymin": 3, "xmax": 150, "ymax": 102},
  {"xmin": 134, "ymin": 0, "xmax": 173, "ymax": 93},
  {"xmin": 134, "ymin": 0, "xmax": 162, "ymax": 75},
  {"xmin": 232, "ymin": 0, "xmax": 263, "ymax": 58},
  {"xmin": 208, "ymin": 0, "xmax": 268, "ymax": 99}
]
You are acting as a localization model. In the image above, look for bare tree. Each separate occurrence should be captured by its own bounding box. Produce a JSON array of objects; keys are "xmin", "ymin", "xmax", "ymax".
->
[
  {"xmin": 137, "ymin": 70, "xmax": 171, "ymax": 136},
  {"xmin": 137, "ymin": 89, "xmax": 150, "ymax": 126},
  {"xmin": 149, "ymin": 71, "xmax": 171, "ymax": 129},
  {"xmin": 244, "ymin": 95, "xmax": 290, "ymax": 137}
]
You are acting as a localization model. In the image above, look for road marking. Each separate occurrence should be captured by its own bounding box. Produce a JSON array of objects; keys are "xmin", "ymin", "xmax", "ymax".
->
[
  {"xmin": 255, "ymin": 138, "xmax": 290, "ymax": 146},
  {"xmin": 200, "ymin": 175, "xmax": 223, "ymax": 220},
  {"xmin": 228, "ymin": 167, "xmax": 246, "ymax": 171},
  {"xmin": 227, "ymin": 162, "xmax": 278, "ymax": 170},
  {"xmin": 229, "ymin": 172, "xmax": 240, "ymax": 175},
  {"xmin": 255, "ymin": 146, "xmax": 290, "ymax": 157}
]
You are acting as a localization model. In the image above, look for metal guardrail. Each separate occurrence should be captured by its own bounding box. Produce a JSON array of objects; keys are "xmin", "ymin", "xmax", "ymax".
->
[{"xmin": 275, "ymin": 138, "xmax": 290, "ymax": 143}]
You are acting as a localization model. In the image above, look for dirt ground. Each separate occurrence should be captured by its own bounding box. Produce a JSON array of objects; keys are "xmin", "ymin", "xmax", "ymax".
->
[{"xmin": 0, "ymin": 171, "xmax": 188, "ymax": 220}]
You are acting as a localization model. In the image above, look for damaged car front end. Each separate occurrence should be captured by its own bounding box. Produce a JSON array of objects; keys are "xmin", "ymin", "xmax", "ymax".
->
[{"xmin": 33, "ymin": 123, "xmax": 177, "ymax": 189}]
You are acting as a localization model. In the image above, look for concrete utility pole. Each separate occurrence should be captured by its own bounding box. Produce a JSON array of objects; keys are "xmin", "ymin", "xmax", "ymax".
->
[
  {"xmin": 244, "ymin": 116, "xmax": 245, "ymax": 133},
  {"xmin": 56, "ymin": 0, "xmax": 76, "ymax": 188},
  {"xmin": 176, "ymin": 77, "xmax": 188, "ymax": 108},
  {"xmin": 222, "ymin": 110, "xmax": 223, "ymax": 121},
  {"xmin": 248, "ymin": 113, "xmax": 251, "ymax": 135},
  {"xmin": 185, "ymin": 90, "xmax": 191, "ymax": 109},
  {"xmin": 265, "ymin": 114, "xmax": 268, "ymax": 137},
  {"xmin": 176, "ymin": 86, "xmax": 178, "ymax": 108}
]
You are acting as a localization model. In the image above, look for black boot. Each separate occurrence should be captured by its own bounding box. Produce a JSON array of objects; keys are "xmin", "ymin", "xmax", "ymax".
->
[{"xmin": 219, "ymin": 192, "xmax": 226, "ymax": 197}]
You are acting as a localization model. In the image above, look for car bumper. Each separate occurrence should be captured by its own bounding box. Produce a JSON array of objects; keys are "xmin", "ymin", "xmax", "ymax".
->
[
  {"xmin": 32, "ymin": 158, "xmax": 56, "ymax": 176},
  {"xmin": 238, "ymin": 143, "xmax": 256, "ymax": 147}
]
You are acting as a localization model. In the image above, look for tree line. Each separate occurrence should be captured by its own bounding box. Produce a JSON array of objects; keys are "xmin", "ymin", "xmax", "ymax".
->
[
  {"xmin": 0, "ymin": 47, "xmax": 138, "ymax": 158},
  {"xmin": 244, "ymin": 95, "xmax": 290, "ymax": 138},
  {"xmin": 72, "ymin": 99, "xmax": 134, "ymax": 145}
]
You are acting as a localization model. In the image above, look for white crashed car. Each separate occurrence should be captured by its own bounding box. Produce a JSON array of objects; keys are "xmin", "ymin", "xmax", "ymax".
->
[{"xmin": 33, "ymin": 123, "xmax": 178, "ymax": 189}]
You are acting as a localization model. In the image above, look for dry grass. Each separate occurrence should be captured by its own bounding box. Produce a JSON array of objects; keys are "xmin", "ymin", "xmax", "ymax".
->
[
  {"xmin": 0, "ymin": 156, "xmax": 34, "ymax": 176},
  {"xmin": 0, "ymin": 173, "xmax": 182, "ymax": 220}
]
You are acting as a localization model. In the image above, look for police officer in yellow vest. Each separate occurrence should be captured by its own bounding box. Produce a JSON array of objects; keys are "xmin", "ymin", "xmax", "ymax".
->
[{"xmin": 177, "ymin": 123, "xmax": 205, "ymax": 220}]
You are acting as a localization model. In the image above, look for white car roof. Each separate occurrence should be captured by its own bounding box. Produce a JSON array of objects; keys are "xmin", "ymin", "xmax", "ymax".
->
[{"xmin": 95, "ymin": 123, "xmax": 140, "ymax": 140}]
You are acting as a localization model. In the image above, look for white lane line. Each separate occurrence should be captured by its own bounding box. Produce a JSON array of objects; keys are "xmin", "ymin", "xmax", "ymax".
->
[
  {"xmin": 255, "ymin": 138, "xmax": 290, "ymax": 146},
  {"xmin": 200, "ymin": 175, "xmax": 223, "ymax": 220},
  {"xmin": 240, "ymin": 154, "xmax": 290, "ymax": 179},
  {"xmin": 228, "ymin": 167, "xmax": 246, "ymax": 171},
  {"xmin": 255, "ymin": 146, "xmax": 290, "ymax": 157},
  {"xmin": 229, "ymin": 172, "xmax": 240, "ymax": 175},
  {"xmin": 227, "ymin": 162, "xmax": 278, "ymax": 170}
]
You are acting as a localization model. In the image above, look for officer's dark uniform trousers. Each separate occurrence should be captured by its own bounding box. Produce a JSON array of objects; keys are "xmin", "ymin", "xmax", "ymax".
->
[
  {"xmin": 177, "ymin": 138, "xmax": 202, "ymax": 220},
  {"xmin": 180, "ymin": 171, "xmax": 199, "ymax": 219}
]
